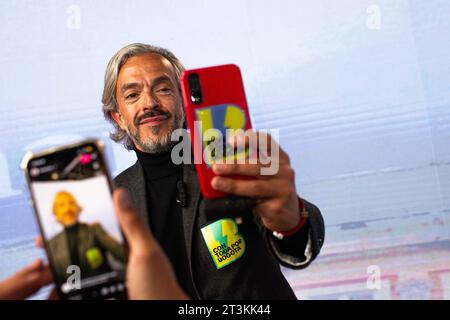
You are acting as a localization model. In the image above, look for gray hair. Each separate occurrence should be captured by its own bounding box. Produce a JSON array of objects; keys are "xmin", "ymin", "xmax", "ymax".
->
[{"xmin": 101, "ymin": 43, "xmax": 185, "ymax": 150}]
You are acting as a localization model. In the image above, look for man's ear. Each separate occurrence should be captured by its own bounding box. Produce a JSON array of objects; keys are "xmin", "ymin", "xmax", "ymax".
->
[{"xmin": 111, "ymin": 111, "xmax": 125, "ymax": 130}]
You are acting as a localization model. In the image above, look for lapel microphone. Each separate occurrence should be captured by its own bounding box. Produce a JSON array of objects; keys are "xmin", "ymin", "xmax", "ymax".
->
[
  {"xmin": 175, "ymin": 145, "xmax": 188, "ymax": 208},
  {"xmin": 176, "ymin": 165, "xmax": 187, "ymax": 207},
  {"xmin": 176, "ymin": 180, "xmax": 187, "ymax": 207}
]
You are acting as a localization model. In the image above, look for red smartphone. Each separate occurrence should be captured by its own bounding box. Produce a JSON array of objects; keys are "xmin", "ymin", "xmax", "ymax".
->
[{"xmin": 181, "ymin": 64, "xmax": 253, "ymax": 199}]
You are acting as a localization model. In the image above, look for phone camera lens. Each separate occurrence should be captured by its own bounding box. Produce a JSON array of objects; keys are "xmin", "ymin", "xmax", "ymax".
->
[{"xmin": 188, "ymin": 73, "xmax": 203, "ymax": 104}]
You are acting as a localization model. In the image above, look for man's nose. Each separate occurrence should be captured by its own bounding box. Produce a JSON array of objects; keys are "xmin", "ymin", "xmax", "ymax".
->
[{"xmin": 142, "ymin": 89, "xmax": 159, "ymax": 111}]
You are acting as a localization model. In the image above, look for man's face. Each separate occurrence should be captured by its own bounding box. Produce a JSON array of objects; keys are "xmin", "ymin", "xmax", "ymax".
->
[
  {"xmin": 53, "ymin": 192, "xmax": 81, "ymax": 227},
  {"xmin": 112, "ymin": 53, "xmax": 184, "ymax": 154}
]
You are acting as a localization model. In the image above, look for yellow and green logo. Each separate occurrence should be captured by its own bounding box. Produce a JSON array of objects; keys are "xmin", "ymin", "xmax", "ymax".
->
[
  {"xmin": 195, "ymin": 104, "xmax": 249, "ymax": 166},
  {"xmin": 85, "ymin": 247, "xmax": 104, "ymax": 269},
  {"xmin": 201, "ymin": 218, "xmax": 246, "ymax": 269}
]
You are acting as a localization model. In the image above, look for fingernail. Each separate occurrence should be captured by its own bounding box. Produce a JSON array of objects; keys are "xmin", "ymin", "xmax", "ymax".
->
[
  {"xmin": 213, "ymin": 164, "xmax": 225, "ymax": 173},
  {"xmin": 212, "ymin": 177, "xmax": 225, "ymax": 190}
]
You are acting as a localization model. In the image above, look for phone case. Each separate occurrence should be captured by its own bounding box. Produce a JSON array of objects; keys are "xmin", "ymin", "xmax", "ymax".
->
[{"xmin": 181, "ymin": 64, "xmax": 253, "ymax": 199}]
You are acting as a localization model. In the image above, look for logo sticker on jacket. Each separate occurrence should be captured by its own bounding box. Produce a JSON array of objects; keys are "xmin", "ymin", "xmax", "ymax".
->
[
  {"xmin": 201, "ymin": 218, "xmax": 246, "ymax": 269},
  {"xmin": 85, "ymin": 247, "xmax": 104, "ymax": 269}
]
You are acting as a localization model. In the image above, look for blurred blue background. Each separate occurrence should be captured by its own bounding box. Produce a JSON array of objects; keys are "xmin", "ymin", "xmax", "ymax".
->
[{"xmin": 0, "ymin": 0, "xmax": 449, "ymax": 299}]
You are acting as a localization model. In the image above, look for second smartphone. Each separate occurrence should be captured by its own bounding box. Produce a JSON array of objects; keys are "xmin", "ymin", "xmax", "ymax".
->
[{"xmin": 21, "ymin": 139, "xmax": 127, "ymax": 300}]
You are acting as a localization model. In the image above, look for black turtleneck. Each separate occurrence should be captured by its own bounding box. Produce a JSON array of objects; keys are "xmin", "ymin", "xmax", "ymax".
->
[
  {"xmin": 135, "ymin": 148, "xmax": 196, "ymax": 298},
  {"xmin": 65, "ymin": 222, "xmax": 81, "ymax": 268}
]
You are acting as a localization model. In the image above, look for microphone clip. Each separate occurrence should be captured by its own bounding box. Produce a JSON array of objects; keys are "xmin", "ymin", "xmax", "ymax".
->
[{"xmin": 176, "ymin": 180, "xmax": 187, "ymax": 207}]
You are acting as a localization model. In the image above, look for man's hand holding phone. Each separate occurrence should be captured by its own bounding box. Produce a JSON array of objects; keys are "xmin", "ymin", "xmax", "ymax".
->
[{"xmin": 210, "ymin": 130, "xmax": 302, "ymax": 234}]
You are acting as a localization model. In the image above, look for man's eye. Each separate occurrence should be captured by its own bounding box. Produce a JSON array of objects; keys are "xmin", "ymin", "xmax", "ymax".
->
[
  {"xmin": 125, "ymin": 93, "xmax": 138, "ymax": 99},
  {"xmin": 157, "ymin": 87, "xmax": 172, "ymax": 95}
]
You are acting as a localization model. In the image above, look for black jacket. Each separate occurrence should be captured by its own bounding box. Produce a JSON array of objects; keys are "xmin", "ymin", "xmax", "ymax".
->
[{"xmin": 114, "ymin": 161, "xmax": 325, "ymax": 299}]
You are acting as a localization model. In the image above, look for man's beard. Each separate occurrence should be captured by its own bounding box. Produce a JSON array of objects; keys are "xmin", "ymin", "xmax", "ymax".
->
[{"xmin": 126, "ymin": 106, "xmax": 184, "ymax": 154}]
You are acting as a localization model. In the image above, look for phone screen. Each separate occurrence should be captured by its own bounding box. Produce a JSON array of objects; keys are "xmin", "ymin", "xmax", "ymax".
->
[{"xmin": 24, "ymin": 141, "xmax": 127, "ymax": 300}]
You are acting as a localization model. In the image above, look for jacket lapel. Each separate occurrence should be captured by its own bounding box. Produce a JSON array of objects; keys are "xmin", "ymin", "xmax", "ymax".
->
[
  {"xmin": 182, "ymin": 163, "xmax": 201, "ymax": 268},
  {"xmin": 127, "ymin": 161, "xmax": 150, "ymax": 228}
]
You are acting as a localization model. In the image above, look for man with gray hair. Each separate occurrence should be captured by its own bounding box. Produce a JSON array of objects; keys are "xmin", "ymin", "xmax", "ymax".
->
[{"xmin": 103, "ymin": 43, "xmax": 325, "ymax": 299}]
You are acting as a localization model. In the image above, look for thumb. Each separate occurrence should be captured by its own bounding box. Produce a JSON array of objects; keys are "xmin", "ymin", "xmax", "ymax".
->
[{"xmin": 113, "ymin": 189, "xmax": 155, "ymax": 252}]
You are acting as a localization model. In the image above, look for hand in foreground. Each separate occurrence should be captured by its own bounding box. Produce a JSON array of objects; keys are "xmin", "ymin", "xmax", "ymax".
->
[
  {"xmin": 113, "ymin": 189, "xmax": 189, "ymax": 300},
  {"xmin": 0, "ymin": 259, "xmax": 53, "ymax": 300}
]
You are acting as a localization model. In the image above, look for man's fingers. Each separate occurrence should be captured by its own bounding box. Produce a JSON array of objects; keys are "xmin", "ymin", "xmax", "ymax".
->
[
  {"xmin": 16, "ymin": 259, "xmax": 44, "ymax": 275},
  {"xmin": 255, "ymin": 131, "xmax": 290, "ymax": 165},
  {"xmin": 0, "ymin": 259, "xmax": 54, "ymax": 300},
  {"xmin": 35, "ymin": 236, "xmax": 44, "ymax": 249},
  {"xmin": 211, "ymin": 176, "xmax": 288, "ymax": 198},
  {"xmin": 227, "ymin": 130, "xmax": 290, "ymax": 165},
  {"xmin": 113, "ymin": 189, "xmax": 154, "ymax": 252},
  {"xmin": 27, "ymin": 262, "xmax": 53, "ymax": 289},
  {"xmin": 212, "ymin": 163, "xmax": 267, "ymax": 178},
  {"xmin": 39, "ymin": 264, "xmax": 53, "ymax": 286},
  {"xmin": 22, "ymin": 259, "xmax": 53, "ymax": 286},
  {"xmin": 213, "ymin": 163, "xmax": 295, "ymax": 183}
]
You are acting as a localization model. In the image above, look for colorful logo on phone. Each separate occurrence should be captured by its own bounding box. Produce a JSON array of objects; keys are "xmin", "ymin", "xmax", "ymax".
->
[
  {"xmin": 195, "ymin": 104, "xmax": 248, "ymax": 165},
  {"xmin": 200, "ymin": 218, "xmax": 246, "ymax": 269}
]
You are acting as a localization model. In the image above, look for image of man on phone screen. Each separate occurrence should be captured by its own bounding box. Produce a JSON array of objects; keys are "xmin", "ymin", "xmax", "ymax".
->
[{"xmin": 47, "ymin": 190, "xmax": 126, "ymax": 282}]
